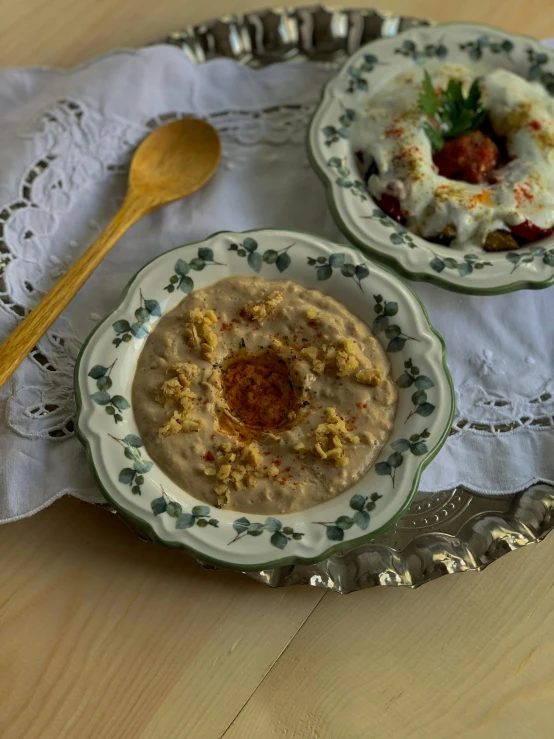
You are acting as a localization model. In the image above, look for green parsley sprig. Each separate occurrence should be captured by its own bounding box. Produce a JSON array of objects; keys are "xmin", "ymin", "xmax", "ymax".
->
[{"xmin": 418, "ymin": 70, "xmax": 488, "ymax": 151}]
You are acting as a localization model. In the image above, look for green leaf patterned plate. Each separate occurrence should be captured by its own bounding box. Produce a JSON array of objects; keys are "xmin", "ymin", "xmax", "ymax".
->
[
  {"xmin": 307, "ymin": 23, "xmax": 554, "ymax": 295},
  {"xmin": 75, "ymin": 229, "xmax": 454, "ymax": 570}
]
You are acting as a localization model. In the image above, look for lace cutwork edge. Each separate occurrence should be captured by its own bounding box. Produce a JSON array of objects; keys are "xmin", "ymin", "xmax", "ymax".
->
[
  {"xmin": 1, "ymin": 99, "xmax": 318, "ymax": 439},
  {"xmin": 0, "ymin": 98, "xmax": 552, "ymax": 441}
]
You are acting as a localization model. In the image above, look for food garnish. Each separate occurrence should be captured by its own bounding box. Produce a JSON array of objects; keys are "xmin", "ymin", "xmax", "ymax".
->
[{"xmin": 419, "ymin": 70, "xmax": 488, "ymax": 152}]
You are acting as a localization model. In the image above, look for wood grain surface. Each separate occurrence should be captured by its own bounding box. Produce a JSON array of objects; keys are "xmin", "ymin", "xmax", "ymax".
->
[
  {"xmin": 1, "ymin": 3, "xmax": 553, "ymax": 738},
  {"xmin": 1, "ymin": 1, "xmax": 554, "ymax": 68}
]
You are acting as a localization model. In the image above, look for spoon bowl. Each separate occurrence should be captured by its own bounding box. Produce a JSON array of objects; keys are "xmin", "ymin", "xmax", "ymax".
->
[{"xmin": 130, "ymin": 118, "xmax": 221, "ymax": 206}]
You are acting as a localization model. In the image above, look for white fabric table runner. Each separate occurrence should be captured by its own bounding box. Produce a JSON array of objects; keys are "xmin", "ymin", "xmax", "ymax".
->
[{"xmin": 0, "ymin": 45, "xmax": 552, "ymax": 523}]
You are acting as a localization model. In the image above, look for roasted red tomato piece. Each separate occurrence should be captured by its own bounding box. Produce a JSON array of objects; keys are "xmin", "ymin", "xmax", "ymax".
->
[
  {"xmin": 376, "ymin": 194, "xmax": 405, "ymax": 223},
  {"xmin": 509, "ymin": 220, "xmax": 554, "ymax": 242},
  {"xmin": 434, "ymin": 130, "xmax": 499, "ymax": 184}
]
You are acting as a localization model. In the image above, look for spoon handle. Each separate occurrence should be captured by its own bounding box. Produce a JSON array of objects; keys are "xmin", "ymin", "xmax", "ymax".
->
[{"xmin": 0, "ymin": 192, "xmax": 144, "ymax": 387}]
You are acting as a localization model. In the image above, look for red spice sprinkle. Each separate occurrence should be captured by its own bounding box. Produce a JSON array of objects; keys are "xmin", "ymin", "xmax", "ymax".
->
[
  {"xmin": 300, "ymin": 466, "xmax": 305, "ymax": 471},
  {"xmin": 307, "ymin": 320, "xmax": 317, "ymax": 329},
  {"xmin": 514, "ymin": 183, "xmax": 534, "ymax": 207},
  {"xmin": 273, "ymin": 459, "xmax": 282, "ymax": 467},
  {"xmin": 356, "ymin": 402, "xmax": 363, "ymax": 409},
  {"xmin": 203, "ymin": 399, "xmax": 209, "ymax": 404},
  {"xmin": 363, "ymin": 403, "xmax": 368, "ymax": 409},
  {"xmin": 384, "ymin": 126, "xmax": 404, "ymax": 138},
  {"xmin": 284, "ymin": 467, "xmax": 291, "ymax": 473},
  {"xmin": 521, "ymin": 186, "xmax": 533, "ymax": 202},
  {"xmin": 203, "ymin": 451, "xmax": 214, "ymax": 462},
  {"xmin": 220, "ymin": 322, "xmax": 232, "ymax": 332},
  {"xmin": 264, "ymin": 450, "xmax": 271, "ymax": 456},
  {"xmin": 210, "ymin": 434, "xmax": 216, "ymax": 440},
  {"xmin": 232, "ymin": 318, "xmax": 240, "ymax": 324},
  {"xmin": 530, "ymin": 120, "xmax": 542, "ymax": 131},
  {"xmin": 345, "ymin": 415, "xmax": 358, "ymax": 431},
  {"xmin": 239, "ymin": 309, "xmax": 246, "ymax": 318}
]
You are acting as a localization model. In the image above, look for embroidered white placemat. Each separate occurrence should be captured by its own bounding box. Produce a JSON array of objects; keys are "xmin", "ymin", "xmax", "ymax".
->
[{"xmin": 0, "ymin": 45, "xmax": 552, "ymax": 522}]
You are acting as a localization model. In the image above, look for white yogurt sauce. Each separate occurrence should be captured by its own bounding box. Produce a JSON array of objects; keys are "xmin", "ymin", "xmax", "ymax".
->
[{"xmin": 352, "ymin": 64, "xmax": 554, "ymax": 245}]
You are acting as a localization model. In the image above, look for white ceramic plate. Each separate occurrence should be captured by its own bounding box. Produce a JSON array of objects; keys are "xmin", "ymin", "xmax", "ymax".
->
[
  {"xmin": 308, "ymin": 23, "xmax": 554, "ymax": 295},
  {"xmin": 75, "ymin": 229, "xmax": 454, "ymax": 570}
]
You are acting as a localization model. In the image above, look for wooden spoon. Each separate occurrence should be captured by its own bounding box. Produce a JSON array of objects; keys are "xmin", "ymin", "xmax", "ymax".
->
[{"xmin": 0, "ymin": 118, "xmax": 221, "ymax": 387}]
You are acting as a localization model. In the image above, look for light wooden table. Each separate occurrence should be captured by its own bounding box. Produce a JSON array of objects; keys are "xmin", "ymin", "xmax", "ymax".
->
[{"xmin": 1, "ymin": 3, "xmax": 554, "ymax": 738}]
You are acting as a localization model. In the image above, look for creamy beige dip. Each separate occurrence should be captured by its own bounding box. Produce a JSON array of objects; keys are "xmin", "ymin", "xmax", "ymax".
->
[{"xmin": 132, "ymin": 276, "xmax": 397, "ymax": 514}]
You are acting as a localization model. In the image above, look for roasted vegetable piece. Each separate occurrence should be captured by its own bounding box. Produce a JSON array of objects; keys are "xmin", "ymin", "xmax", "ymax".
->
[
  {"xmin": 434, "ymin": 130, "xmax": 499, "ymax": 184},
  {"xmin": 376, "ymin": 194, "xmax": 405, "ymax": 223},
  {"xmin": 434, "ymin": 224, "xmax": 457, "ymax": 245},
  {"xmin": 483, "ymin": 230, "xmax": 519, "ymax": 252},
  {"xmin": 509, "ymin": 220, "xmax": 554, "ymax": 242}
]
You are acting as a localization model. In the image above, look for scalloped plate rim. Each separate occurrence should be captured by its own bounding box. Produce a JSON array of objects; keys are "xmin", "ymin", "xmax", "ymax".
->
[
  {"xmin": 307, "ymin": 21, "xmax": 554, "ymax": 295},
  {"xmin": 74, "ymin": 228, "xmax": 455, "ymax": 571}
]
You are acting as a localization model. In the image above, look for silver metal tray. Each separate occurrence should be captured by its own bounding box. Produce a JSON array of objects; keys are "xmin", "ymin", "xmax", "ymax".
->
[{"xmin": 132, "ymin": 5, "xmax": 554, "ymax": 593}]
